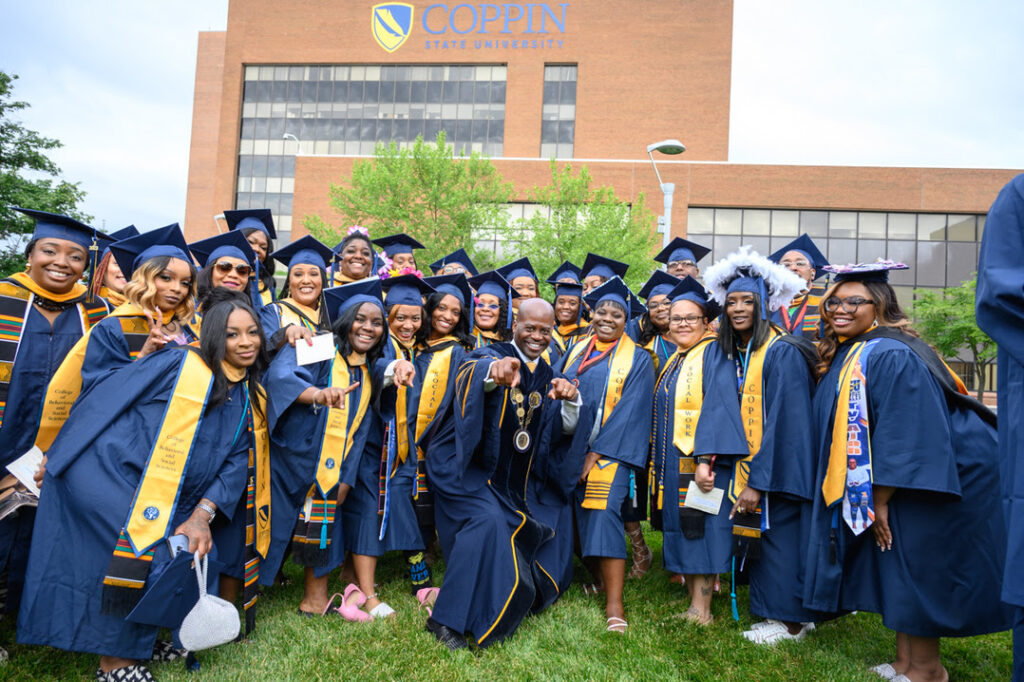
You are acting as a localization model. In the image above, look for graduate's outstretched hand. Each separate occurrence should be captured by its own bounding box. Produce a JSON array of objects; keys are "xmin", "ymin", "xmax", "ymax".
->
[
  {"xmin": 33, "ymin": 455, "xmax": 47, "ymax": 490},
  {"xmin": 138, "ymin": 310, "xmax": 174, "ymax": 359},
  {"xmin": 336, "ymin": 482, "xmax": 352, "ymax": 505},
  {"xmin": 285, "ymin": 324, "xmax": 315, "ymax": 348},
  {"xmin": 695, "ymin": 461, "xmax": 715, "ymax": 493},
  {"xmin": 314, "ymin": 383, "xmax": 359, "ymax": 408},
  {"xmin": 730, "ymin": 486, "xmax": 761, "ymax": 520},
  {"xmin": 547, "ymin": 377, "xmax": 578, "ymax": 401},
  {"xmin": 872, "ymin": 501, "xmax": 893, "ymax": 551},
  {"xmin": 393, "ymin": 360, "xmax": 415, "ymax": 387},
  {"xmin": 175, "ymin": 505, "xmax": 214, "ymax": 556},
  {"xmin": 579, "ymin": 451, "xmax": 601, "ymax": 484},
  {"xmin": 490, "ymin": 357, "xmax": 521, "ymax": 388}
]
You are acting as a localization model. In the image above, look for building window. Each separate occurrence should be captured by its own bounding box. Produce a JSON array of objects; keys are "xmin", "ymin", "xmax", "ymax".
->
[
  {"xmin": 238, "ymin": 64, "xmax": 508, "ymax": 243},
  {"xmin": 540, "ymin": 65, "xmax": 577, "ymax": 159}
]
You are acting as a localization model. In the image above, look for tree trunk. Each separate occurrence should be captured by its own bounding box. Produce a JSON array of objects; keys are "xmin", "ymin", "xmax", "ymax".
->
[{"xmin": 972, "ymin": 348, "xmax": 987, "ymax": 402}]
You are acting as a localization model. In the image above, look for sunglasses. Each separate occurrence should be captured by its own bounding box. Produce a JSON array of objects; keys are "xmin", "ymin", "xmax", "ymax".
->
[
  {"xmin": 215, "ymin": 262, "xmax": 252, "ymax": 277},
  {"xmin": 475, "ymin": 302, "xmax": 500, "ymax": 311}
]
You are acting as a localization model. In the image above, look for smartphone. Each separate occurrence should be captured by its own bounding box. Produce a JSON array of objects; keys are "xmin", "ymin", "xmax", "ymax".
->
[{"xmin": 166, "ymin": 534, "xmax": 190, "ymax": 558}]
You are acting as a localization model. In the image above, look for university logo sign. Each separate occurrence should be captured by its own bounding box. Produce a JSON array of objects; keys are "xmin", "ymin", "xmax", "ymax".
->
[{"xmin": 372, "ymin": 3, "xmax": 414, "ymax": 53}]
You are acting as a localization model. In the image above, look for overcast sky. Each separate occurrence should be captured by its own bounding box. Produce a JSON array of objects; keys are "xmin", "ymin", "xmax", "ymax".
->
[{"xmin": 4, "ymin": 0, "xmax": 1023, "ymax": 232}]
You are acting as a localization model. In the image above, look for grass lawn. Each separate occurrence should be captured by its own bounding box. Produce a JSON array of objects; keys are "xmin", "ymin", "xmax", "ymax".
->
[{"xmin": 0, "ymin": 525, "xmax": 1011, "ymax": 681}]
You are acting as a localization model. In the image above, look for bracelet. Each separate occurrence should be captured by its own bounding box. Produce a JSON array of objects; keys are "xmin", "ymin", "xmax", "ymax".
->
[
  {"xmin": 196, "ymin": 502, "xmax": 217, "ymax": 523},
  {"xmin": 696, "ymin": 456, "xmax": 713, "ymax": 466}
]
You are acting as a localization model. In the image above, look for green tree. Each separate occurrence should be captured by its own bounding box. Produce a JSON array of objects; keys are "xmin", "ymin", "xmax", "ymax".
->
[
  {"xmin": 913, "ymin": 277, "xmax": 997, "ymax": 400},
  {"xmin": 502, "ymin": 161, "xmax": 659, "ymax": 294},
  {"xmin": 0, "ymin": 71, "xmax": 90, "ymax": 276},
  {"xmin": 305, "ymin": 132, "xmax": 513, "ymax": 272}
]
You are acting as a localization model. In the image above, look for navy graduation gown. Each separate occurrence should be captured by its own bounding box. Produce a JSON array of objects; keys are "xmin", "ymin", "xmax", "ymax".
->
[
  {"xmin": 260, "ymin": 344, "xmax": 379, "ymax": 581},
  {"xmin": 741, "ymin": 338, "xmax": 821, "ymax": 623},
  {"xmin": 652, "ymin": 342, "xmax": 748, "ymax": 575},
  {"xmin": 17, "ymin": 347, "xmax": 249, "ymax": 659},
  {"xmin": 977, "ymin": 173, "xmax": 1024, "ymax": 610},
  {"xmin": 427, "ymin": 343, "xmax": 579, "ymax": 646},
  {"xmin": 803, "ymin": 335, "xmax": 1011, "ymax": 636},
  {"xmin": 0, "ymin": 297, "xmax": 109, "ymax": 614},
  {"xmin": 79, "ymin": 314, "xmax": 197, "ymax": 393}
]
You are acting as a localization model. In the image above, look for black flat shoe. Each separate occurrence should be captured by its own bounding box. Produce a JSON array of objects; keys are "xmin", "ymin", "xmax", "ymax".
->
[{"xmin": 425, "ymin": 617, "xmax": 468, "ymax": 650}]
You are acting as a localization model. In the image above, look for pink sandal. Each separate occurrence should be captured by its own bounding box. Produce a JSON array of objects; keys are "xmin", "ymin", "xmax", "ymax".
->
[
  {"xmin": 335, "ymin": 583, "xmax": 371, "ymax": 622},
  {"xmin": 416, "ymin": 587, "xmax": 440, "ymax": 616}
]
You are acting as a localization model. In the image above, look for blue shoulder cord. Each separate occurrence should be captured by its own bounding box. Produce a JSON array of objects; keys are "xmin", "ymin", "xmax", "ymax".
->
[{"xmin": 730, "ymin": 340, "xmax": 752, "ymax": 622}]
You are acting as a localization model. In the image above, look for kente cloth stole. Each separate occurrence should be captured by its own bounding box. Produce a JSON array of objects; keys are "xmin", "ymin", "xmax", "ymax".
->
[
  {"xmin": 377, "ymin": 418, "xmax": 398, "ymax": 540},
  {"xmin": 0, "ymin": 277, "xmax": 106, "ymax": 429},
  {"xmin": 413, "ymin": 340, "xmax": 456, "ymax": 498},
  {"xmin": 243, "ymin": 385, "xmax": 271, "ymax": 632},
  {"xmin": 101, "ymin": 349, "xmax": 214, "ymax": 616},
  {"xmin": 292, "ymin": 356, "xmax": 371, "ymax": 566},
  {"xmin": 277, "ymin": 299, "xmax": 321, "ymax": 331},
  {"xmin": 582, "ymin": 458, "xmax": 619, "ymax": 510},
  {"xmin": 35, "ymin": 304, "xmax": 156, "ymax": 450},
  {"xmin": 474, "ymin": 329, "xmax": 502, "ymax": 347},
  {"xmin": 730, "ymin": 332, "xmax": 781, "ymax": 542},
  {"xmin": 822, "ymin": 339, "xmax": 880, "ymax": 535},
  {"xmin": 781, "ymin": 291, "xmax": 822, "ymax": 335}
]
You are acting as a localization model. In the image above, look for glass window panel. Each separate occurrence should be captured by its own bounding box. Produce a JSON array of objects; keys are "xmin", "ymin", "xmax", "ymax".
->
[
  {"xmin": 918, "ymin": 213, "xmax": 946, "ymax": 241},
  {"xmin": 377, "ymin": 119, "xmax": 393, "ymax": 140},
  {"xmin": 947, "ymin": 214, "xmax": 976, "ymax": 241},
  {"xmin": 426, "ymin": 81, "xmax": 442, "ymax": 103},
  {"xmin": 244, "ymin": 65, "xmax": 259, "ymax": 81},
  {"xmin": 558, "ymin": 120, "xmax": 574, "ymax": 143},
  {"xmin": 488, "ymin": 120, "xmax": 504, "ymax": 143},
  {"xmin": 978, "ymin": 216, "xmax": 986, "ymax": 240},
  {"xmin": 744, "ymin": 236, "xmax": 770, "ymax": 255},
  {"xmin": 458, "ymin": 82, "xmax": 474, "ymax": 103},
  {"xmin": 380, "ymin": 65, "xmax": 396, "ymax": 81},
  {"xmin": 267, "ymin": 155, "xmax": 283, "ymax": 176},
  {"xmin": 474, "ymin": 65, "xmax": 491, "ymax": 81},
  {"xmin": 288, "ymin": 66, "xmax": 304, "ymax": 80},
  {"xmin": 424, "ymin": 119, "xmax": 442, "ymax": 140},
  {"xmin": 364, "ymin": 81, "xmax": 380, "ymax": 101},
  {"xmin": 543, "ymin": 80, "xmax": 559, "ymax": 102},
  {"xmin": 474, "ymin": 81, "xmax": 490, "ymax": 103},
  {"xmin": 891, "ymin": 286, "xmax": 914, "ymax": 312},
  {"xmin": 828, "ymin": 211, "xmax": 857, "ymax": 238},
  {"xmin": 456, "ymin": 103, "xmax": 473, "ymax": 119},
  {"xmin": 771, "ymin": 210, "xmax": 799, "ymax": 236},
  {"xmin": 315, "ymin": 119, "xmax": 331, "ymax": 139},
  {"xmin": 916, "ymin": 241, "xmax": 946, "ymax": 286},
  {"xmin": 328, "ymin": 140, "xmax": 345, "ymax": 154},
  {"xmin": 799, "ymin": 210, "xmax": 828, "ymax": 237},
  {"xmin": 455, "ymin": 120, "xmax": 472, "ymax": 141},
  {"xmin": 491, "ymin": 81, "xmax": 506, "ymax": 103},
  {"xmin": 541, "ymin": 120, "xmax": 557, "ymax": 142},
  {"xmin": 379, "ymin": 80, "xmax": 395, "ymax": 102},
  {"xmin": 857, "ymin": 239, "xmax": 886, "ymax": 264},
  {"xmin": 858, "ymin": 212, "xmax": 885, "ymax": 238},
  {"xmin": 282, "ymin": 178, "xmax": 295, "ymax": 193},
  {"xmin": 243, "ymin": 81, "xmax": 258, "ymax": 102},
  {"xmin": 316, "ymin": 80, "xmax": 333, "ymax": 101},
  {"xmin": 493, "ymin": 65, "xmax": 507, "ymax": 79},
  {"xmin": 262, "ymin": 66, "xmax": 279, "ymax": 80},
  {"xmin": 442, "ymin": 104, "xmax": 458, "ymax": 119},
  {"xmin": 242, "ymin": 103, "xmax": 257, "ymax": 118},
  {"xmin": 540, "ymin": 142, "xmax": 557, "ymax": 159},
  {"xmin": 828, "ymin": 238, "xmax": 857, "ymax": 265},
  {"xmin": 364, "ymin": 66, "xmax": 381, "ymax": 81},
  {"xmin": 360, "ymin": 120, "xmax": 375, "ymax": 141},
  {"xmin": 946, "ymin": 242, "xmax": 977, "ymax": 286},
  {"xmin": 769, "ymin": 236, "xmax": 793, "ymax": 253},
  {"xmin": 252, "ymin": 139, "xmax": 269, "ymax": 155},
  {"xmin": 712, "ymin": 235, "xmax": 742, "ymax": 262},
  {"xmin": 559, "ymin": 79, "xmax": 577, "ymax": 104},
  {"xmin": 240, "ymin": 118, "xmax": 255, "ymax": 139},
  {"xmin": 394, "ymin": 80, "xmax": 411, "ymax": 102},
  {"xmin": 442, "ymin": 81, "xmax": 459, "ymax": 103},
  {"xmin": 236, "ymin": 176, "xmax": 250, "ymax": 192},
  {"xmin": 715, "ymin": 209, "xmax": 742, "ymax": 235},
  {"xmin": 283, "ymin": 156, "xmax": 296, "ymax": 175},
  {"xmin": 238, "ymin": 139, "xmax": 254, "ymax": 154},
  {"xmin": 412, "ymin": 66, "xmax": 429, "ymax": 80},
  {"xmin": 886, "ymin": 241, "xmax": 916, "ymax": 285},
  {"xmin": 544, "ymin": 65, "xmax": 559, "ymax": 80},
  {"xmin": 235, "ymin": 192, "xmax": 250, "ymax": 209},
  {"xmin": 349, "ymin": 81, "xmax": 364, "ymax": 101},
  {"xmin": 743, "ymin": 209, "xmax": 770, "ymax": 236},
  {"xmin": 408, "ymin": 119, "xmax": 425, "ymax": 140},
  {"xmin": 266, "ymin": 177, "xmax": 281, "ymax": 193},
  {"xmin": 345, "ymin": 119, "xmax": 360, "ymax": 140},
  {"xmin": 556, "ymin": 143, "xmax": 573, "ymax": 158},
  {"xmin": 888, "ymin": 213, "xmax": 916, "ymax": 239},
  {"xmin": 251, "ymin": 156, "xmax": 268, "ymax": 175},
  {"xmin": 252, "ymin": 177, "xmax": 267, "ymax": 193},
  {"xmin": 562, "ymin": 65, "xmax": 577, "ymax": 80},
  {"xmin": 410, "ymin": 81, "xmax": 426, "ymax": 102}
]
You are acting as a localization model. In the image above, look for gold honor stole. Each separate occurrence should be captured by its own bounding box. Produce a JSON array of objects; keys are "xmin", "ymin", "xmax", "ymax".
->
[
  {"xmin": 730, "ymin": 332, "xmax": 781, "ymax": 539},
  {"xmin": 389, "ymin": 337, "xmax": 414, "ymax": 467},
  {"xmin": 35, "ymin": 304, "xmax": 163, "ymax": 451},
  {"xmin": 0, "ymin": 274, "xmax": 107, "ymax": 428},
  {"xmin": 277, "ymin": 299, "xmax": 321, "ymax": 331},
  {"xmin": 565, "ymin": 336, "xmax": 637, "ymax": 510},
  {"xmin": 124, "ymin": 350, "xmax": 214, "ymax": 553},
  {"xmin": 98, "ymin": 286, "xmax": 126, "ymax": 307},
  {"xmin": 413, "ymin": 339, "xmax": 457, "ymax": 497},
  {"xmin": 314, "ymin": 356, "xmax": 372, "ymax": 496},
  {"xmin": 249, "ymin": 390, "xmax": 272, "ymax": 558},
  {"xmin": 553, "ymin": 323, "xmax": 584, "ymax": 352},
  {"xmin": 259, "ymin": 281, "xmax": 275, "ymax": 306}
]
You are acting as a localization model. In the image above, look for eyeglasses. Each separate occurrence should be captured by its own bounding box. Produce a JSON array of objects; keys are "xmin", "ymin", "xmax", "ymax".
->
[
  {"xmin": 475, "ymin": 302, "xmax": 500, "ymax": 311},
  {"xmin": 823, "ymin": 296, "xmax": 875, "ymax": 313},
  {"xmin": 214, "ymin": 262, "xmax": 252, "ymax": 277},
  {"xmin": 670, "ymin": 315, "xmax": 705, "ymax": 326},
  {"xmin": 668, "ymin": 260, "xmax": 697, "ymax": 269},
  {"xmin": 780, "ymin": 259, "xmax": 811, "ymax": 268},
  {"xmin": 441, "ymin": 265, "xmax": 465, "ymax": 275},
  {"xmin": 648, "ymin": 300, "xmax": 672, "ymax": 310}
]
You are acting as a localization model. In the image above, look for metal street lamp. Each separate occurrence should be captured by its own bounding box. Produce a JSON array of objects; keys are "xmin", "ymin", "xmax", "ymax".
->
[
  {"xmin": 283, "ymin": 133, "xmax": 304, "ymax": 155},
  {"xmin": 646, "ymin": 139, "xmax": 686, "ymax": 250}
]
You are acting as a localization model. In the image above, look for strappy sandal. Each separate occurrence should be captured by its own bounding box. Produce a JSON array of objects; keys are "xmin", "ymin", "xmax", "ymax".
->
[
  {"xmin": 626, "ymin": 527, "xmax": 652, "ymax": 578},
  {"xmin": 94, "ymin": 664, "xmax": 156, "ymax": 682},
  {"xmin": 581, "ymin": 583, "xmax": 605, "ymax": 596},
  {"xmin": 605, "ymin": 616, "xmax": 628, "ymax": 633},
  {"xmin": 296, "ymin": 591, "xmax": 344, "ymax": 617},
  {"xmin": 870, "ymin": 663, "xmax": 899, "ymax": 680},
  {"xmin": 335, "ymin": 583, "xmax": 371, "ymax": 622},
  {"xmin": 416, "ymin": 586, "xmax": 440, "ymax": 616},
  {"xmin": 150, "ymin": 639, "xmax": 186, "ymax": 662}
]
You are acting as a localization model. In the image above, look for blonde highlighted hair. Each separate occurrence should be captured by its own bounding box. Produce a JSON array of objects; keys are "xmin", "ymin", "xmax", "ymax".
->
[{"xmin": 122, "ymin": 256, "xmax": 197, "ymax": 322}]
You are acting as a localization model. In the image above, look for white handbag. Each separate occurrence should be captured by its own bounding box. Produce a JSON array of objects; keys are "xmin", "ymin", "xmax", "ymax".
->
[{"xmin": 178, "ymin": 553, "xmax": 240, "ymax": 651}]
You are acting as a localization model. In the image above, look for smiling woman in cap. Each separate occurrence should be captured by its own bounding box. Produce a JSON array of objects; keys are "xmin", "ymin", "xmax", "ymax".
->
[
  {"xmin": 259, "ymin": 235, "xmax": 335, "ymax": 354},
  {"xmin": 768, "ymin": 234, "xmax": 830, "ymax": 338},
  {"xmin": 496, "ymin": 257, "xmax": 538, "ymax": 313},
  {"xmin": 190, "ymin": 229, "xmax": 262, "ymax": 313},
  {"xmin": 545, "ymin": 261, "xmax": 589, "ymax": 353},
  {"xmin": 0, "ymin": 208, "xmax": 114, "ymax": 629},
  {"xmin": 557, "ymin": 276, "xmax": 654, "ymax": 634},
  {"xmin": 260, "ymin": 278, "xmax": 414, "ymax": 620},
  {"xmin": 806, "ymin": 259, "xmax": 1010, "ymax": 680},
  {"xmin": 469, "ymin": 270, "xmax": 518, "ymax": 347},
  {"xmin": 332, "ymin": 227, "xmax": 377, "ymax": 285},
  {"xmin": 224, "ymin": 209, "xmax": 278, "ymax": 305}
]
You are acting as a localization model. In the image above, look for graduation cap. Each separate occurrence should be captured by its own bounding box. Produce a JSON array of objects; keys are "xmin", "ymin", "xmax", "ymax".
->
[
  {"xmin": 823, "ymin": 259, "xmax": 909, "ymax": 284},
  {"xmin": 13, "ymin": 207, "xmax": 115, "ymax": 300},
  {"xmin": 581, "ymin": 253, "xmax": 629, "ymax": 282},
  {"xmin": 496, "ymin": 257, "xmax": 537, "ymax": 284},
  {"xmin": 270, "ymin": 235, "xmax": 334, "ymax": 272},
  {"xmin": 109, "ymin": 223, "xmax": 192, "ymax": 281},
  {"xmin": 372, "ymin": 233, "xmax": 425, "ymax": 258},
  {"xmin": 381, "ymin": 273, "xmax": 435, "ymax": 308},
  {"xmin": 224, "ymin": 208, "xmax": 276, "ymax": 240},
  {"xmin": 704, "ymin": 246, "xmax": 805, "ymax": 319},
  {"xmin": 769, "ymin": 234, "xmax": 829, "ymax": 279},
  {"xmin": 668, "ymin": 276, "xmax": 720, "ymax": 319},
  {"xmin": 424, "ymin": 273, "xmax": 473, "ymax": 307},
  {"xmin": 545, "ymin": 260, "xmax": 582, "ymax": 286},
  {"xmin": 469, "ymin": 271, "xmax": 519, "ymax": 329},
  {"xmin": 637, "ymin": 270, "xmax": 680, "ymax": 301},
  {"xmin": 323, "ymin": 278, "xmax": 386, "ymax": 328},
  {"xmin": 126, "ymin": 551, "xmax": 225, "ymax": 629},
  {"xmin": 583, "ymin": 276, "xmax": 646, "ymax": 318},
  {"xmin": 429, "ymin": 248, "xmax": 478, "ymax": 277},
  {"xmin": 188, "ymin": 230, "xmax": 257, "ymax": 269},
  {"xmin": 98, "ymin": 226, "xmax": 139, "ymax": 260},
  {"xmin": 654, "ymin": 237, "xmax": 711, "ymax": 266}
]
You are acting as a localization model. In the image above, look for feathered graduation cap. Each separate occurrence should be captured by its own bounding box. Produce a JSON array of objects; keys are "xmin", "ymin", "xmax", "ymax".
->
[{"xmin": 703, "ymin": 245, "xmax": 806, "ymax": 319}]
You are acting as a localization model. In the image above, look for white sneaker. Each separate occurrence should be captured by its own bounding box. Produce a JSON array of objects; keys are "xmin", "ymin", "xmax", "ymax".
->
[
  {"xmin": 742, "ymin": 621, "xmax": 809, "ymax": 645},
  {"xmin": 750, "ymin": 619, "xmax": 815, "ymax": 632},
  {"xmin": 869, "ymin": 663, "xmax": 898, "ymax": 680}
]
